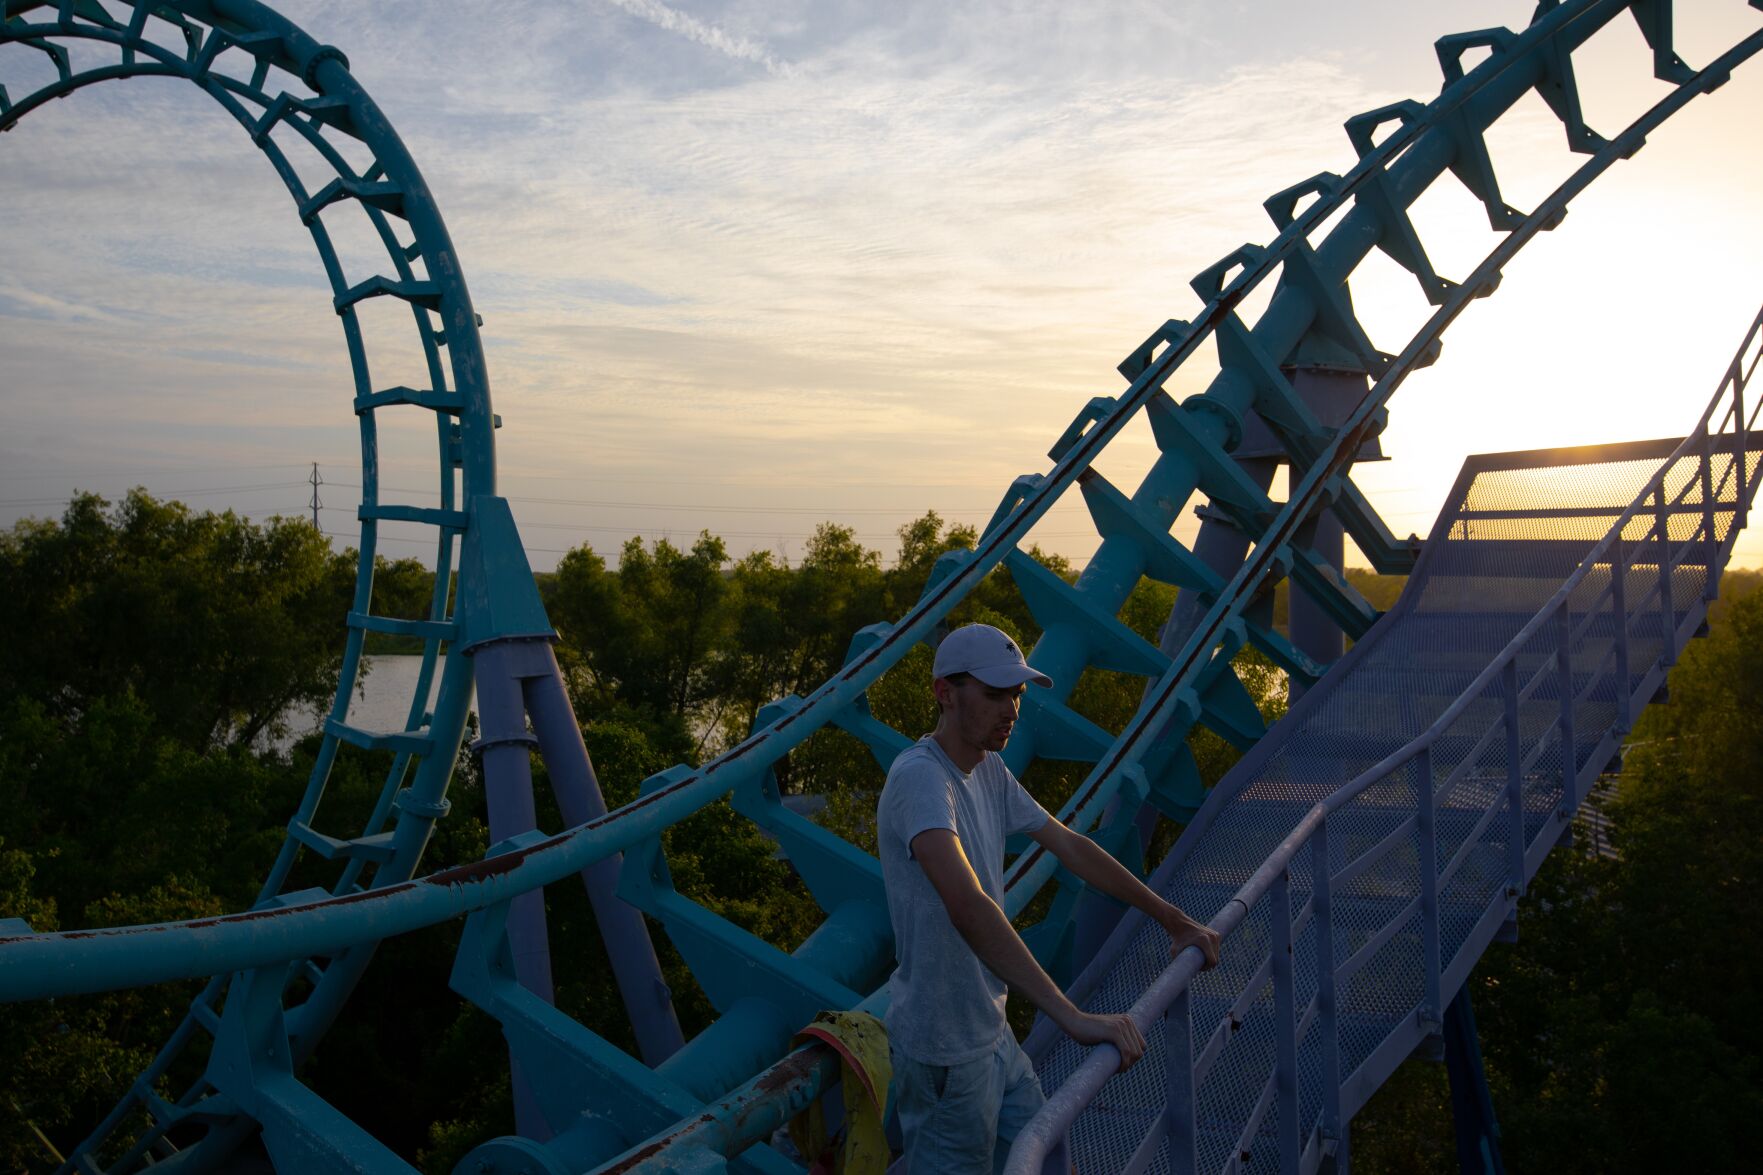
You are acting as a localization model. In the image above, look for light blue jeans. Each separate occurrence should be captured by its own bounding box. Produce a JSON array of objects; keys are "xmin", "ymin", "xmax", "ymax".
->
[{"xmin": 891, "ymin": 1033, "xmax": 1046, "ymax": 1174}]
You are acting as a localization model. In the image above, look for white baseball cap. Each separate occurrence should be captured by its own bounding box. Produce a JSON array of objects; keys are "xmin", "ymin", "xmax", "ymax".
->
[{"xmin": 932, "ymin": 623, "xmax": 1053, "ymax": 688}]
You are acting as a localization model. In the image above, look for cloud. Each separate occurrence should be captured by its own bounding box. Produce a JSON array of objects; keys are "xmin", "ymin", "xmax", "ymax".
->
[{"xmin": 602, "ymin": 0, "xmax": 797, "ymax": 78}]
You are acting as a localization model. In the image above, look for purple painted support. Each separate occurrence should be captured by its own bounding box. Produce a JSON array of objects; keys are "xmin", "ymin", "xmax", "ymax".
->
[
  {"xmin": 471, "ymin": 640, "xmax": 556, "ymax": 1142},
  {"xmin": 1700, "ymin": 430, "xmax": 1719, "ymax": 602},
  {"xmin": 1611, "ymin": 541, "xmax": 1631, "ymax": 732},
  {"xmin": 1501, "ymin": 660, "xmax": 1525, "ymax": 901},
  {"xmin": 1160, "ymin": 457, "xmax": 1280, "ymax": 661},
  {"xmin": 1282, "ymin": 364, "xmax": 1374, "ymax": 703},
  {"xmin": 1735, "ymin": 375, "xmax": 1749, "ymax": 530},
  {"xmin": 1289, "ymin": 508, "xmax": 1345, "ymax": 705},
  {"xmin": 1555, "ymin": 607, "xmax": 1577, "ymax": 819},
  {"xmin": 469, "ymin": 637, "xmax": 684, "ymax": 1135},
  {"xmin": 522, "ymin": 647, "xmax": 685, "ymax": 1065},
  {"xmin": 1655, "ymin": 484, "xmax": 1675, "ymax": 667}
]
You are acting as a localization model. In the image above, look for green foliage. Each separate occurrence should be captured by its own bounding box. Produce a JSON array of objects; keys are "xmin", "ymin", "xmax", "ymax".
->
[
  {"xmin": 547, "ymin": 530, "xmax": 733, "ymax": 727},
  {"xmin": 714, "ymin": 523, "xmax": 889, "ymax": 767},
  {"xmin": 0, "ymin": 491, "xmax": 355, "ymax": 752},
  {"xmin": 0, "ymin": 841, "xmax": 222, "ymax": 1172},
  {"xmin": 1344, "ymin": 568, "xmax": 1409, "ymax": 615}
]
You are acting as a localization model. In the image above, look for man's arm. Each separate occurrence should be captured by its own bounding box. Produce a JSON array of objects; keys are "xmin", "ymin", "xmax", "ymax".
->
[
  {"xmin": 1028, "ymin": 818, "xmax": 1221, "ymax": 969},
  {"xmin": 911, "ymin": 828, "xmax": 1148, "ymax": 1068}
]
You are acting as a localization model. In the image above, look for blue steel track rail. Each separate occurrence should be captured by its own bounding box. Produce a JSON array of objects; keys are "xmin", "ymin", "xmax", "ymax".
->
[{"xmin": 1, "ymin": 1, "xmax": 1760, "ymax": 1172}]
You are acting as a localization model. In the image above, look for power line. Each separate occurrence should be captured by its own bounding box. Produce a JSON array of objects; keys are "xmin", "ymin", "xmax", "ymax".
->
[
  {"xmin": 0, "ymin": 463, "xmax": 315, "ymax": 480},
  {"xmin": 0, "ymin": 481, "xmax": 309, "ymax": 507},
  {"xmin": 317, "ymin": 504, "xmax": 1153, "ymax": 544},
  {"xmin": 321, "ymin": 481, "xmax": 1004, "ymax": 517},
  {"xmin": 316, "ymin": 529, "xmax": 1095, "ymax": 570}
]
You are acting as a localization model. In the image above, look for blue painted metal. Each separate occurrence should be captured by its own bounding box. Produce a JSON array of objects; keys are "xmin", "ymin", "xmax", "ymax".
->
[
  {"xmin": 1442, "ymin": 987, "xmax": 1506, "ymax": 1175},
  {"xmin": 1, "ymin": 1, "xmax": 1760, "ymax": 1172}
]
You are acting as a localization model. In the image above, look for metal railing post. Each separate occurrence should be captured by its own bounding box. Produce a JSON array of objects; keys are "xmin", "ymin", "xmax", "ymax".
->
[
  {"xmin": 1312, "ymin": 822, "xmax": 1341, "ymax": 1164},
  {"xmin": 1610, "ymin": 541, "xmax": 1631, "ymax": 733},
  {"xmin": 1415, "ymin": 745, "xmax": 1441, "ymax": 1026},
  {"xmin": 1556, "ymin": 605, "xmax": 1578, "ymax": 818},
  {"xmin": 1165, "ymin": 986, "xmax": 1197, "ymax": 1175},
  {"xmin": 1701, "ymin": 426, "xmax": 1719, "ymax": 600},
  {"xmin": 1656, "ymin": 482, "xmax": 1676, "ymax": 665},
  {"xmin": 1736, "ymin": 373, "xmax": 1749, "ymax": 529},
  {"xmin": 1502, "ymin": 659, "xmax": 1525, "ymax": 896},
  {"xmin": 1271, "ymin": 870, "xmax": 1300, "ymax": 1174}
]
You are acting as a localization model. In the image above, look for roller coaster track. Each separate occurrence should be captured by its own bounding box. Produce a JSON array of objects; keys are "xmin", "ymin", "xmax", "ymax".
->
[{"xmin": 1, "ymin": 1, "xmax": 1759, "ymax": 1172}]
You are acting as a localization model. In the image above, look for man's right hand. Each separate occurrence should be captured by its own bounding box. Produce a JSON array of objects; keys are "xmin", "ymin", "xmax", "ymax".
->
[{"xmin": 1063, "ymin": 1011, "xmax": 1147, "ymax": 1069}]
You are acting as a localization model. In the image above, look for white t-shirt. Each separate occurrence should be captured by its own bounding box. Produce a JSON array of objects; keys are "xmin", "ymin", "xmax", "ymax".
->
[{"xmin": 877, "ymin": 735, "xmax": 1051, "ymax": 1065}]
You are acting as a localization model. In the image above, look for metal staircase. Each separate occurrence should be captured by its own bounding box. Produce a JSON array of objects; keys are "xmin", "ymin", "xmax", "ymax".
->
[{"xmin": 1007, "ymin": 306, "xmax": 1763, "ymax": 1174}]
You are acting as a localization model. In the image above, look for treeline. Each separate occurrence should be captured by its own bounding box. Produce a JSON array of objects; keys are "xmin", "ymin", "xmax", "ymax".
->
[{"xmin": 2, "ymin": 491, "xmax": 1753, "ymax": 1172}]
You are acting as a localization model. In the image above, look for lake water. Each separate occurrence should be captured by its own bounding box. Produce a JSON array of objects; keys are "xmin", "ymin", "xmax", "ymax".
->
[{"xmin": 273, "ymin": 654, "xmax": 457, "ymax": 754}]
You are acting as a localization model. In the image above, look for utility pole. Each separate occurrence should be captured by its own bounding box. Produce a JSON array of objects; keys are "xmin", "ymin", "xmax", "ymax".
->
[{"xmin": 309, "ymin": 462, "xmax": 324, "ymax": 531}]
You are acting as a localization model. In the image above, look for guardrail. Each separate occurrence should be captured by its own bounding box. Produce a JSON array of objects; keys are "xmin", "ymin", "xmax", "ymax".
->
[{"xmin": 1005, "ymin": 300, "xmax": 1763, "ymax": 1174}]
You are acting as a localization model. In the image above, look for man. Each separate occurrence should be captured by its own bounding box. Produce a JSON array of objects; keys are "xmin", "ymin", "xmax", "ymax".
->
[{"xmin": 878, "ymin": 622, "xmax": 1221, "ymax": 1173}]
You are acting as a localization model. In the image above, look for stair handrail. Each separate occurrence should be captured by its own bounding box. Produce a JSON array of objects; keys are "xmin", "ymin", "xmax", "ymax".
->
[{"xmin": 1004, "ymin": 300, "xmax": 1763, "ymax": 1174}]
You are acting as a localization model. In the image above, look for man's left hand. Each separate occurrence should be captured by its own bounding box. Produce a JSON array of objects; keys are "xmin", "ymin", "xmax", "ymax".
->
[{"xmin": 1159, "ymin": 908, "xmax": 1221, "ymax": 970}]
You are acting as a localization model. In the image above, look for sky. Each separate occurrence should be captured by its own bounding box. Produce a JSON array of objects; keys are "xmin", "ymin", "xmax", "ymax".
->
[{"xmin": 3, "ymin": 0, "xmax": 1763, "ymax": 574}]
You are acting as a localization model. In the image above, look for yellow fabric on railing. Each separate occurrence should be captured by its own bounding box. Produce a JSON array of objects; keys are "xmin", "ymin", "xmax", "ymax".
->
[{"xmin": 788, "ymin": 1010, "xmax": 892, "ymax": 1174}]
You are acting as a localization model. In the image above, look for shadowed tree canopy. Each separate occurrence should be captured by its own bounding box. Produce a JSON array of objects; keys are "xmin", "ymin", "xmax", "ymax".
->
[
  {"xmin": 0, "ymin": 490, "xmax": 368, "ymax": 753},
  {"xmin": 547, "ymin": 530, "xmax": 732, "ymax": 726}
]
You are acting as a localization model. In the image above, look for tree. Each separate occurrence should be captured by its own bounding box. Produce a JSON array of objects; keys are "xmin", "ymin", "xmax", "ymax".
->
[
  {"xmin": 0, "ymin": 491, "xmax": 363, "ymax": 752},
  {"xmin": 712, "ymin": 523, "xmax": 890, "ymax": 760},
  {"xmin": 0, "ymin": 493, "xmax": 1327, "ymax": 1170},
  {"xmin": 887, "ymin": 509, "xmax": 978, "ymax": 611},
  {"xmin": 547, "ymin": 531, "xmax": 733, "ymax": 748}
]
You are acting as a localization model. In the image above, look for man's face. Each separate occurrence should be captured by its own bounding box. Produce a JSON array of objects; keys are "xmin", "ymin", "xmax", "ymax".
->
[{"xmin": 940, "ymin": 675, "xmax": 1027, "ymax": 753}]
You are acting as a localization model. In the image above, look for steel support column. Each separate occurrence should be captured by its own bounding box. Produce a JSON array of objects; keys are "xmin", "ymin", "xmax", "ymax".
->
[{"xmin": 1442, "ymin": 985, "xmax": 1506, "ymax": 1175}]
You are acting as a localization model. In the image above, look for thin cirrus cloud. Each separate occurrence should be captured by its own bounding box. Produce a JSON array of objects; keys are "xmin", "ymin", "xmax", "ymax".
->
[{"xmin": 602, "ymin": 0, "xmax": 798, "ymax": 78}]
